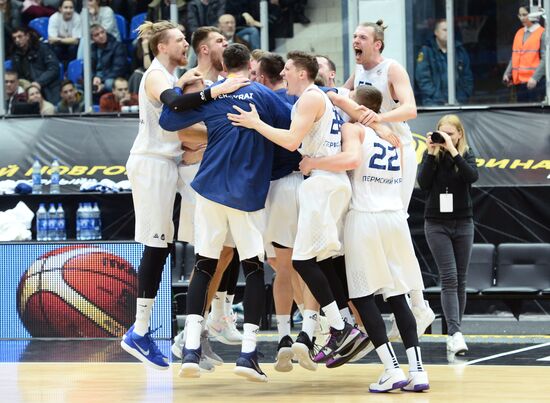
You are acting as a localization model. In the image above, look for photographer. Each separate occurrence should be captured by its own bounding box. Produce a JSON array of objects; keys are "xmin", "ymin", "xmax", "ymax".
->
[{"xmin": 417, "ymin": 114, "xmax": 478, "ymax": 356}]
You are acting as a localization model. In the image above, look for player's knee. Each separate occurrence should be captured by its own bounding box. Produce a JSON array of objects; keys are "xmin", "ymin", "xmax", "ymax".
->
[
  {"xmin": 193, "ymin": 254, "xmax": 217, "ymax": 278},
  {"xmin": 242, "ymin": 257, "xmax": 264, "ymax": 278}
]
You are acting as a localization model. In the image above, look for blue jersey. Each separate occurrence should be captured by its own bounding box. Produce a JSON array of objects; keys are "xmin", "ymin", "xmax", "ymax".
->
[
  {"xmin": 271, "ymin": 88, "xmax": 302, "ymax": 181},
  {"xmin": 159, "ymin": 80, "xmax": 291, "ymax": 212}
]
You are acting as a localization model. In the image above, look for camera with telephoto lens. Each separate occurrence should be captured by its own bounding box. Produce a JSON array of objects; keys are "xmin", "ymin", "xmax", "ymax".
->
[{"xmin": 431, "ymin": 131, "xmax": 446, "ymax": 144}]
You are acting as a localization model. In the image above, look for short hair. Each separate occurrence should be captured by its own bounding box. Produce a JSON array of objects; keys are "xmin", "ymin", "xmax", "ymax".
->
[
  {"xmin": 287, "ymin": 50, "xmax": 318, "ymax": 80},
  {"xmin": 113, "ymin": 77, "xmax": 128, "ymax": 89},
  {"xmin": 434, "ymin": 18, "xmax": 446, "ymax": 31},
  {"xmin": 354, "ymin": 85, "xmax": 382, "ymax": 113},
  {"xmin": 359, "ymin": 19, "xmax": 387, "ymax": 53},
  {"xmin": 90, "ymin": 24, "xmax": 105, "ymax": 33},
  {"xmin": 191, "ymin": 26, "xmax": 222, "ymax": 53},
  {"xmin": 251, "ymin": 49, "xmax": 267, "ymax": 62},
  {"xmin": 136, "ymin": 20, "xmax": 180, "ymax": 57},
  {"xmin": 314, "ymin": 75, "xmax": 326, "ymax": 86},
  {"xmin": 258, "ymin": 53, "xmax": 284, "ymax": 84},
  {"xmin": 5, "ymin": 69, "xmax": 18, "ymax": 78},
  {"xmin": 223, "ymin": 43, "xmax": 250, "ymax": 71},
  {"xmin": 316, "ymin": 55, "xmax": 336, "ymax": 72},
  {"xmin": 58, "ymin": 0, "xmax": 74, "ymax": 8},
  {"xmin": 60, "ymin": 79, "xmax": 75, "ymax": 91}
]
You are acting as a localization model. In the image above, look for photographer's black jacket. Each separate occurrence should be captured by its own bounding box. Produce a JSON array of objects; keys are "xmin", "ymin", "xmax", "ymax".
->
[{"xmin": 417, "ymin": 150, "xmax": 479, "ymax": 219}]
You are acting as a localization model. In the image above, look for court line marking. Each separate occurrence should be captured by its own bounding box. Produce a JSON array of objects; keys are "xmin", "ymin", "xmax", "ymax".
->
[{"xmin": 465, "ymin": 341, "xmax": 550, "ymax": 365}]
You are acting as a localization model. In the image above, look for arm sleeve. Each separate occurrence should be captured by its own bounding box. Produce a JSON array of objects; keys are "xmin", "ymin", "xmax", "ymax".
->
[
  {"xmin": 461, "ymin": 49, "xmax": 474, "ymax": 99},
  {"xmin": 533, "ymin": 34, "xmax": 546, "ymax": 82},
  {"xmin": 159, "ymin": 103, "xmax": 204, "ymax": 132},
  {"xmin": 454, "ymin": 151, "xmax": 479, "ymax": 184},
  {"xmin": 415, "ymin": 47, "xmax": 436, "ymax": 102},
  {"xmin": 35, "ymin": 46, "xmax": 61, "ymax": 85},
  {"xmin": 416, "ymin": 152, "xmax": 437, "ymax": 190},
  {"xmin": 107, "ymin": 42, "xmax": 129, "ymax": 79},
  {"xmin": 160, "ymin": 87, "xmax": 214, "ymax": 111},
  {"xmin": 73, "ymin": 14, "xmax": 82, "ymax": 39},
  {"xmin": 47, "ymin": 13, "xmax": 58, "ymax": 38}
]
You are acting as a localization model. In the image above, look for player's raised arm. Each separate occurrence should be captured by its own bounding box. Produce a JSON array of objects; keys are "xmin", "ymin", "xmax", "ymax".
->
[{"xmin": 381, "ymin": 63, "xmax": 417, "ymax": 123}]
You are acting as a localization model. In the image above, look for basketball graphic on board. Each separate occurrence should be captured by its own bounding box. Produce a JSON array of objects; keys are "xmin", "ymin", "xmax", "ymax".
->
[{"xmin": 17, "ymin": 245, "xmax": 137, "ymax": 337}]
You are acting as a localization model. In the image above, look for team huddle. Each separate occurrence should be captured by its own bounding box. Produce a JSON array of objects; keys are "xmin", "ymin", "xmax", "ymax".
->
[{"xmin": 120, "ymin": 19, "xmax": 434, "ymax": 393}]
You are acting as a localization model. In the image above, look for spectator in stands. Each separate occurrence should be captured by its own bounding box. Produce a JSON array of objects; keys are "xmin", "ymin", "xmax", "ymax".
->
[
  {"xmin": 290, "ymin": 0, "xmax": 309, "ymax": 24},
  {"xmin": 127, "ymin": 28, "xmax": 152, "ymax": 94},
  {"xmin": 90, "ymin": 24, "xmax": 128, "ymax": 93},
  {"xmin": 415, "ymin": 19, "xmax": 473, "ymax": 105},
  {"xmin": 147, "ymin": 0, "xmax": 186, "ymax": 26},
  {"xmin": 417, "ymin": 114, "xmax": 478, "ymax": 357},
  {"xmin": 0, "ymin": 0, "xmax": 23, "ymax": 58},
  {"xmin": 21, "ymin": 0, "xmax": 55, "ymax": 24},
  {"xmin": 186, "ymin": 0, "xmax": 225, "ymax": 36},
  {"xmin": 4, "ymin": 70, "xmax": 28, "ymax": 114},
  {"xmin": 249, "ymin": 48, "xmax": 266, "ymax": 81},
  {"xmin": 87, "ymin": 0, "xmax": 120, "ymax": 40},
  {"xmin": 503, "ymin": 4, "xmax": 546, "ymax": 102},
  {"xmin": 316, "ymin": 55, "xmax": 336, "ymax": 87},
  {"xmin": 111, "ymin": 0, "xmax": 147, "ymax": 21},
  {"xmin": 218, "ymin": 14, "xmax": 251, "ymax": 49},
  {"xmin": 224, "ymin": 1, "xmax": 261, "ymax": 50},
  {"xmin": 26, "ymin": 83, "xmax": 55, "ymax": 114},
  {"xmin": 48, "ymin": 0, "xmax": 81, "ymax": 68},
  {"xmin": 56, "ymin": 78, "xmax": 84, "ymax": 112},
  {"xmin": 99, "ymin": 77, "xmax": 137, "ymax": 112},
  {"xmin": 11, "ymin": 26, "xmax": 61, "ymax": 103}
]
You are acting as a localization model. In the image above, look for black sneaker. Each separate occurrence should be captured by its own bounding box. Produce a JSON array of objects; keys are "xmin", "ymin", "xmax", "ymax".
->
[
  {"xmin": 274, "ymin": 335, "xmax": 294, "ymax": 372},
  {"xmin": 314, "ymin": 322, "xmax": 361, "ymax": 363},
  {"xmin": 234, "ymin": 349, "xmax": 268, "ymax": 382},
  {"xmin": 326, "ymin": 330, "xmax": 371, "ymax": 368},
  {"xmin": 291, "ymin": 331, "xmax": 318, "ymax": 371},
  {"xmin": 178, "ymin": 347, "xmax": 201, "ymax": 378}
]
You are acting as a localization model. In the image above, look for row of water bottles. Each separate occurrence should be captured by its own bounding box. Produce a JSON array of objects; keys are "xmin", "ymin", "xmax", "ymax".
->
[
  {"xmin": 35, "ymin": 202, "xmax": 102, "ymax": 241},
  {"xmin": 32, "ymin": 158, "xmax": 61, "ymax": 194}
]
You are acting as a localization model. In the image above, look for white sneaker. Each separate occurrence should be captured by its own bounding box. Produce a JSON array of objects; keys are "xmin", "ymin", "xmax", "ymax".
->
[
  {"xmin": 412, "ymin": 300, "xmax": 435, "ymax": 337},
  {"xmin": 402, "ymin": 371, "xmax": 430, "ymax": 392},
  {"xmin": 369, "ymin": 368, "xmax": 408, "ymax": 393},
  {"xmin": 447, "ymin": 332, "xmax": 468, "ymax": 355},
  {"xmin": 313, "ymin": 315, "xmax": 330, "ymax": 345},
  {"xmin": 207, "ymin": 312, "xmax": 243, "ymax": 345}
]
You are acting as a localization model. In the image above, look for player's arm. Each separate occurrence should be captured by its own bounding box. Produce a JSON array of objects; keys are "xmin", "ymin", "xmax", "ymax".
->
[
  {"xmin": 159, "ymin": 98, "xmax": 204, "ymax": 132},
  {"xmin": 177, "ymin": 123, "xmax": 207, "ymax": 144},
  {"xmin": 299, "ymin": 123, "xmax": 363, "ymax": 175},
  {"xmin": 227, "ymin": 91, "xmax": 323, "ymax": 151},
  {"xmin": 343, "ymin": 72, "xmax": 355, "ymax": 90},
  {"xmin": 380, "ymin": 63, "xmax": 417, "ymax": 123}
]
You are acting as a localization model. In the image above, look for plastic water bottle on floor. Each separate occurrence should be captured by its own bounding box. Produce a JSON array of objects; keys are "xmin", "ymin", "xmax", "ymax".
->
[
  {"xmin": 47, "ymin": 203, "xmax": 57, "ymax": 241},
  {"xmin": 50, "ymin": 159, "xmax": 60, "ymax": 194},
  {"xmin": 36, "ymin": 203, "xmax": 48, "ymax": 241},
  {"xmin": 92, "ymin": 202, "xmax": 102, "ymax": 240},
  {"xmin": 32, "ymin": 159, "xmax": 42, "ymax": 194},
  {"xmin": 57, "ymin": 203, "xmax": 66, "ymax": 240}
]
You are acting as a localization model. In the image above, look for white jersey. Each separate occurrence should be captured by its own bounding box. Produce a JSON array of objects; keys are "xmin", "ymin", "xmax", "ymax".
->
[
  {"xmin": 130, "ymin": 58, "xmax": 182, "ymax": 159},
  {"xmin": 354, "ymin": 59, "xmax": 413, "ymax": 145},
  {"xmin": 293, "ymin": 84, "xmax": 342, "ymax": 158},
  {"xmin": 350, "ymin": 126, "xmax": 403, "ymax": 212}
]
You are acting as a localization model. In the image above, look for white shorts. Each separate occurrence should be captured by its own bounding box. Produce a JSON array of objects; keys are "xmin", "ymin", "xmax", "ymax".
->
[
  {"xmin": 194, "ymin": 194, "xmax": 265, "ymax": 261},
  {"xmin": 401, "ymin": 142, "xmax": 417, "ymax": 212},
  {"xmin": 177, "ymin": 163, "xmax": 199, "ymax": 244},
  {"xmin": 264, "ymin": 172, "xmax": 303, "ymax": 258},
  {"xmin": 344, "ymin": 209, "xmax": 424, "ymax": 300},
  {"xmin": 292, "ymin": 171, "xmax": 351, "ymax": 262},
  {"xmin": 126, "ymin": 154, "xmax": 179, "ymax": 248}
]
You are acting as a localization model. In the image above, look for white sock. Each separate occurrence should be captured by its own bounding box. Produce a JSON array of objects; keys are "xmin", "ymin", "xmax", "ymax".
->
[
  {"xmin": 134, "ymin": 298, "xmax": 154, "ymax": 336},
  {"xmin": 224, "ymin": 294, "xmax": 235, "ymax": 316},
  {"xmin": 406, "ymin": 346, "xmax": 424, "ymax": 372},
  {"xmin": 276, "ymin": 314, "xmax": 291, "ymax": 341},
  {"xmin": 376, "ymin": 342, "xmax": 400, "ymax": 371},
  {"xmin": 242, "ymin": 323, "xmax": 259, "ymax": 353},
  {"xmin": 211, "ymin": 291, "xmax": 226, "ymax": 321},
  {"xmin": 409, "ymin": 290, "xmax": 424, "ymax": 308},
  {"xmin": 322, "ymin": 301, "xmax": 345, "ymax": 331},
  {"xmin": 297, "ymin": 303, "xmax": 305, "ymax": 315},
  {"xmin": 302, "ymin": 310, "xmax": 318, "ymax": 340},
  {"xmin": 340, "ymin": 307, "xmax": 355, "ymax": 325},
  {"xmin": 184, "ymin": 314, "xmax": 204, "ymax": 350}
]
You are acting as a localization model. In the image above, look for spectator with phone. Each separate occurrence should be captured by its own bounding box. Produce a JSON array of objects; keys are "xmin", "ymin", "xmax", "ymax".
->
[{"xmin": 417, "ymin": 114, "xmax": 478, "ymax": 357}]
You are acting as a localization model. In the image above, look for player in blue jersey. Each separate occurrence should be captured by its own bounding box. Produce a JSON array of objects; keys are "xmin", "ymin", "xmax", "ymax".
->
[{"xmin": 159, "ymin": 43, "xmax": 292, "ymax": 382}]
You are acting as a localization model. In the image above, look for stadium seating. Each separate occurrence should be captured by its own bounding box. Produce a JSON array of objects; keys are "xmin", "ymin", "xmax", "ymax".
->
[
  {"xmin": 4, "ymin": 59, "xmax": 12, "ymax": 70},
  {"xmin": 115, "ymin": 14, "xmax": 128, "ymax": 42},
  {"xmin": 67, "ymin": 59, "xmax": 83, "ymax": 84},
  {"xmin": 129, "ymin": 13, "xmax": 147, "ymax": 41},
  {"xmin": 28, "ymin": 17, "xmax": 50, "ymax": 41}
]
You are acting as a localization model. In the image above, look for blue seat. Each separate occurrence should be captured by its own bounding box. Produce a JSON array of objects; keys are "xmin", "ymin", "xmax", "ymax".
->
[
  {"xmin": 129, "ymin": 12, "xmax": 147, "ymax": 40},
  {"xmin": 4, "ymin": 59, "xmax": 12, "ymax": 70},
  {"xmin": 67, "ymin": 59, "xmax": 83, "ymax": 84},
  {"xmin": 28, "ymin": 17, "xmax": 50, "ymax": 41},
  {"xmin": 115, "ymin": 14, "xmax": 128, "ymax": 41}
]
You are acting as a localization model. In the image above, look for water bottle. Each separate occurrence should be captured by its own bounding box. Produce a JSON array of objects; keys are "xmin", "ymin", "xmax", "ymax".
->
[
  {"xmin": 50, "ymin": 158, "xmax": 60, "ymax": 194},
  {"xmin": 81, "ymin": 203, "xmax": 91, "ymax": 240},
  {"xmin": 32, "ymin": 159, "xmax": 42, "ymax": 194},
  {"xmin": 56, "ymin": 203, "xmax": 66, "ymax": 241},
  {"xmin": 92, "ymin": 202, "xmax": 102, "ymax": 240},
  {"xmin": 36, "ymin": 203, "xmax": 48, "ymax": 241},
  {"xmin": 47, "ymin": 203, "xmax": 57, "ymax": 241},
  {"xmin": 76, "ymin": 203, "xmax": 83, "ymax": 240}
]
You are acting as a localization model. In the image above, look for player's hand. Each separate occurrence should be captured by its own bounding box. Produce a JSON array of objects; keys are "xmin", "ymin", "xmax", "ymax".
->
[
  {"xmin": 426, "ymin": 132, "xmax": 439, "ymax": 155},
  {"xmin": 215, "ymin": 77, "xmax": 250, "ymax": 97},
  {"xmin": 357, "ymin": 107, "xmax": 380, "ymax": 126},
  {"xmin": 527, "ymin": 77, "xmax": 537, "ymax": 90},
  {"xmin": 177, "ymin": 70, "xmax": 203, "ymax": 89},
  {"xmin": 299, "ymin": 156, "xmax": 314, "ymax": 175},
  {"xmin": 379, "ymin": 131, "xmax": 401, "ymax": 148},
  {"xmin": 227, "ymin": 103, "xmax": 260, "ymax": 129}
]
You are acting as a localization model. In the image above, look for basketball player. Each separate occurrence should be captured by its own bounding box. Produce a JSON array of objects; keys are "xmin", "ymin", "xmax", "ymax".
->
[
  {"xmin": 120, "ymin": 21, "xmax": 248, "ymax": 371},
  {"xmin": 160, "ymin": 43, "xmax": 292, "ymax": 382},
  {"xmin": 345, "ymin": 20, "xmax": 435, "ymax": 337},
  {"xmin": 299, "ymin": 85, "xmax": 429, "ymax": 392},
  {"xmin": 228, "ymin": 51, "xmax": 369, "ymax": 369}
]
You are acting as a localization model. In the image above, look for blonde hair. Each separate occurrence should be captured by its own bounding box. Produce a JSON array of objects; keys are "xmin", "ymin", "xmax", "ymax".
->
[
  {"xmin": 137, "ymin": 20, "xmax": 179, "ymax": 57},
  {"xmin": 360, "ymin": 19, "xmax": 387, "ymax": 52},
  {"xmin": 435, "ymin": 114, "xmax": 469, "ymax": 160}
]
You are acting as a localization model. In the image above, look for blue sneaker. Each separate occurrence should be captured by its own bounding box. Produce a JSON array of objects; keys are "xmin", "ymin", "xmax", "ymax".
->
[
  {"xmin": 121, "ymin": 325, "xmax": 169, "ymax": 370},
  {"xmin": 233, "ymin": 350, "xmax": 268, "ymax": 382},
  {"xmin": 179, "ymin": 347, "xmax": 202, "ymax": 378}
]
